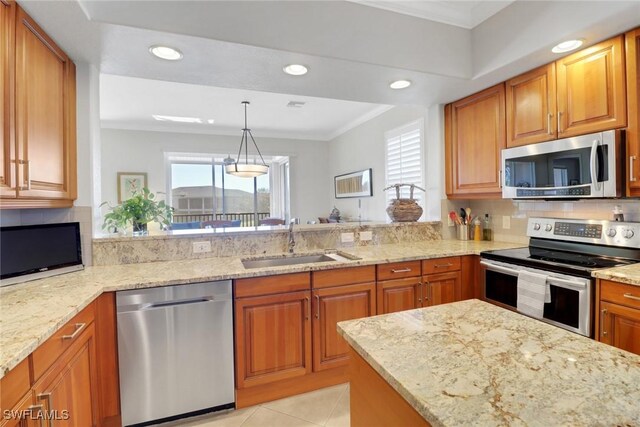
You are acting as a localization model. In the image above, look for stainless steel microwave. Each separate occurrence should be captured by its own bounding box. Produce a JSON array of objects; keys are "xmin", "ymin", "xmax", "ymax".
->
[{"xmin": 501, "ymin": 130, "xmax": 622, "ymax": 199}]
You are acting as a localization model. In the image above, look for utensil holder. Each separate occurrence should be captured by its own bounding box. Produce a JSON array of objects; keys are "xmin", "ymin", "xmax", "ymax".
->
[{"xmin": 456, "ymin": 224, "xmax": 470, "ymax": 240}]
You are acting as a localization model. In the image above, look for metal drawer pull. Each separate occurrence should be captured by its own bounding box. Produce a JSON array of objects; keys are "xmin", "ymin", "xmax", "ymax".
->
[
  {"xmin": 425, "ymin": 282, "xmax": 430, "ymax": 301},
  {"xmin": 630, "ymin": 156, "xmax": 637, "ymax": 182},
  {"xmin": 623, "ymin": 293, "xmax": 640, "ymax": 302},
  {"xmin": 62, "ymin": 322, "xmax": 86, "ymax": 340},
  {"xmin": 37, "ymin": 392, "xmax": 53, "ymax": 427},
  {"xmin": 601, "ymin": 308, "xmax": 608, "ymax": 337},
  {"xmin": 27, "ymin": 404, "xmax": 45, "ymax": 427},
  {"xmin": 547, "ymin": 113, "xmax": 553, "ymax": 134},
  {"xmin": 418, "ymin": 282, "xmax": 422, "ymax": 304},
  {"xmin": 434, "ymin": 263, "xmax": 453, "ymax": 268},
  {"xmin": 557, "ymin": 111, "xmax": 562, "ymax": 134},
  {"xmin": 18, "ymin": 159, "xmax": 31, "ymax": 191},
  {"xmin": 304, "ymin": 297, "xmax": 310, "ymax": 320},
  {"xmin": 391, "ymin": 268, "xmax": 412, "ymax": 273},
  {"xmin": 315, "ymin": 295, "xmax": 320, "ymax": 319}
]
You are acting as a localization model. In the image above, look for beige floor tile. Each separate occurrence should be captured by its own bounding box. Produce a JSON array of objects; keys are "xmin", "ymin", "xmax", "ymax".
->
[
  {"xmin": 325, "ymin": 387, "xmax": 350, "ymax": 427},
  {"xmin": 261, "ymin": 384, "xmax": 347, "ymax": 425},
  {"xmin": 154, "ymin": 407, "xmax": 257, "ymax": 427},
  {"xmin": 241, "ymin": 407, "xmax": 320, "ymax": 427}
]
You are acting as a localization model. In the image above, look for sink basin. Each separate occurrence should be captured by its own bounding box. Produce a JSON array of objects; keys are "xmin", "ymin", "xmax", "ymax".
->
[{"xmin": 241, "ymin": 252, "xmax": 359, "ymax": 269}]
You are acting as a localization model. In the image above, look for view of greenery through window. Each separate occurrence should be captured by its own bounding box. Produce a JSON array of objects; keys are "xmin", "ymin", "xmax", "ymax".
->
[{"xmin": 170, "ymin": 163, "xmax": 271, "ymax": 226}]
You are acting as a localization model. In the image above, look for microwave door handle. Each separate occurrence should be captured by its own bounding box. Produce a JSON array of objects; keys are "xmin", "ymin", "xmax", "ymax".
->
[
  {"xmin": 590, "ymin": 139, "xmax": 601, "ymax": 191},
  {"xmin": 480, "ymin": 260, "xmax": 520, "ymax": 276}
]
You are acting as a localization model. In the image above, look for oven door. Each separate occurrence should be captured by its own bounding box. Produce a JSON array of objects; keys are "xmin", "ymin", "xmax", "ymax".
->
[
  {"xmin": 501, "ymin": 130, "xmax": 619, "ymax": 199},
  {"xmin": 480, "ymin": 259, "xmax": 593, "ymax": 337}
]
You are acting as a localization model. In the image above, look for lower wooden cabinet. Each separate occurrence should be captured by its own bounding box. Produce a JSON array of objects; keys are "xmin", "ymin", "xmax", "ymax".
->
[
  {"xmin": 312, "ymin": 282, "xmax": 376, "ymax": 372},
  {"xmin": 235, "ymin": 290, "xmax": 312, "ymax": 388},
  {"xmin": 424, "ymin": 271, "xmax": 461, "ymax": 307},
  {"xmin": 0, "ymin": 393, "xmax": 39, "ymax": 427},
  {"xmin": 377, "ymin": 277, "xmax": 422, "ymax": 314},
  {"xmin": 599, "ymin": 301, "xmax": 640, "ymax": 355}
]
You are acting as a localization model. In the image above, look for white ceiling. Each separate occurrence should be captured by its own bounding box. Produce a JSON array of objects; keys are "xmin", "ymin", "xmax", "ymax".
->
[
  {"xmin": 100, "ymin": 74, "xmax": 392, "ymax": 141},
  {"xmin": 348, "ymin": 1, "xmax": 515, "ymax": 29},
  {"xmin": 16, "ymin": 1, "xmax": 640, "ymax": 138}
]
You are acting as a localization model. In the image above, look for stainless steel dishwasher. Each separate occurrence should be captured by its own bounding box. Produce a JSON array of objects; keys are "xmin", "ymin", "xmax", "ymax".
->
[{"xmin": 117, "ymin": 281, "xmax": 234, "ymax": 426}]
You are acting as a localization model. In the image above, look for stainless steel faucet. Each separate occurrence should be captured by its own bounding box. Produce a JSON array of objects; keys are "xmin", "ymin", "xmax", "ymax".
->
[{"xmin": 288, "ymin": 219, "xmax": 296, "ymax": 253}]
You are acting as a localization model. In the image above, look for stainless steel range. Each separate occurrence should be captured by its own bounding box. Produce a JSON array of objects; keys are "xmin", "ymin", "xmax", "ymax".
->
[{"xmin": 480, "ymin": 217, "xmax": 640, "ymax": 337}]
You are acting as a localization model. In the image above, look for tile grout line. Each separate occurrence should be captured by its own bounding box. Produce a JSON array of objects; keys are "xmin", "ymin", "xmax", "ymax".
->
[
  {"xmin": 250, "ymin": 406, "xmax": 324, "ymax": 427},
  {"xmin": 237, "ymin": 406, "xmax": 260, "ymax": 427},
  {"xmin": 319, "ymin": 384, "xmax": 348, "ymax": 427}
]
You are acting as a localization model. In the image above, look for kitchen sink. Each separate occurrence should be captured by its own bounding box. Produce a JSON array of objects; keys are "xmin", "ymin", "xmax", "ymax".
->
[{"xmin": 241, "ymin": 251, "xmax": 359, "ymax": 269}]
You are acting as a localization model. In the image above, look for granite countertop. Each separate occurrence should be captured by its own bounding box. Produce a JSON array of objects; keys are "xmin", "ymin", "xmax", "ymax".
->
[
  {"xmin": 337, "ymin": 299, "xmax": 640, "ymax": 427},
  {"xmin": 0, "ymin": 239, "xmax": 521, "ymax": 378},
  {"xmin": 592, "ymin": 263, "xmax": 640, "ymax": 286}
]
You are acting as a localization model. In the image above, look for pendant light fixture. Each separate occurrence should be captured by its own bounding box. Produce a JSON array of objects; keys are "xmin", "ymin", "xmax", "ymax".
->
[{"xmin": 225, "ymin": 101, "xmax": 269, "ymax": 178}]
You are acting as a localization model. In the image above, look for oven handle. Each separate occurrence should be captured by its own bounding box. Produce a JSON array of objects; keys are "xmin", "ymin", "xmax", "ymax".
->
[{"xmin": 480, "ymin": 260, "xmax": 588, "ymax": 290}]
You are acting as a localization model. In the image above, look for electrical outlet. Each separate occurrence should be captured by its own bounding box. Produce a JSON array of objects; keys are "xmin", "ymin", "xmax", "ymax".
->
[
  {"xmin": 341, "ymin": 232, "xmax": 355, "ymax": 243},
  {"xmin": 359, "ymin": 231, "xmax": 373, "ymax": 241},
  {"xmin": 502, "ymin": 215, "xmax": 511, "ymax": 229},
  {"xmin": 192, "ymin": 241, "xmax": 212, "ymax": 254}
]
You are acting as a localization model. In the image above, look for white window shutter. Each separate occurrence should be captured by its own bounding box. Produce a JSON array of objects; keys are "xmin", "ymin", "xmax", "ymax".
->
[{"xmin": 385, "ymin": 122, "xmax": 424, "ymax": 207}]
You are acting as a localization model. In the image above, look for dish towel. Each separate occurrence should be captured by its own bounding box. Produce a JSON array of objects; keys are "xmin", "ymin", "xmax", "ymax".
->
[{"xmin": 517, "ymin": 270, "xmax": 550, "ymax": 318}]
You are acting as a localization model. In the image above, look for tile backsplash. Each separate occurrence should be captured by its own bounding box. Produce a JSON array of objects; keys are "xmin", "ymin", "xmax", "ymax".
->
[
  {"xmin": 442, "ymin": 198, "xmax": 640, "ymax": 244},
  {"xmin": 0, "ymin": 207, "xmax": 94, "ymax": 266}
]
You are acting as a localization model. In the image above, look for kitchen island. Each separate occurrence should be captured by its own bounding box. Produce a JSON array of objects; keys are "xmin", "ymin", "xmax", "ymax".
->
[{"xmin": 337, "ymin": 299, "xmax": 640, "ymax": 426}]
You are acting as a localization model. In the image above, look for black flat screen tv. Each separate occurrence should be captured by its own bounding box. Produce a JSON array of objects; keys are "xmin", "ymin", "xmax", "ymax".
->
[{"xmin": 0, "ymin": 222, "xmax": 83, "ymax": 286}]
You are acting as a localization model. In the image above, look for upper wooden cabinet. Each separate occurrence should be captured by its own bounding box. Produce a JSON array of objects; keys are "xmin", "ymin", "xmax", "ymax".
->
[
  {"xmin": 506, "ymin": 63, "xmax": 557, "ymax": 147},
  {"xmin": 556, "ymin": 35, "xmax": 626, "ymax": 138},
  {"xmin": 0, "ymin": 4, "xmax": 76, "ymax": 208},
  {"xmin": 626, "ymin": 28, "xmax": 640, "ymax": 197},
  {"xmin": 445, "ymin": 83, "xmax": 506, "ymax": 199}
]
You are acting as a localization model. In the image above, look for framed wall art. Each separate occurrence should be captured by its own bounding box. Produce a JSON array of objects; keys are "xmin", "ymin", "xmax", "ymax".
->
[
  {"xmin": 334, "ymin": 168, "xmax": 373, "ymax": 199},
  {"xmin": 117, "ymin": 172, "xmax": 147, "ymax": 203}
]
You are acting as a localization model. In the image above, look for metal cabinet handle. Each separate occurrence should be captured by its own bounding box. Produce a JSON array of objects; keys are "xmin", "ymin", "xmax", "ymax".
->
[
  {"xmin": 391, "ymin": 268, "xmax": 411, "ymax": 273},
  {"xmin": 417, "ymin": 282, "xmax": 422, "ymax": 305},
  {"xmin": 434, "ymin": 263, "xmax": 453, "ymax": 268},
  {"xmin": 304, "ymin": 297, "xmax": 310, "ymax": 320},
  {"xmin": 18, "ymin": 159, "xmax": 30, "ymax": 191},
  {"xmin": 548, "ymin": 113, "xmax": 553, "ymax": 135},
  {"xmin": 27, "ymin": 404, "xmax": 46, "ymax": 427},
  {"xmin": 425, "ymin": 282, "xmax": 430, "ymax": 301},
  {"xmin": 315, "ymin": 295, "xmax": 320, "ymax": 319},
  {"xmin": 630, "ymin": 156, "xmax": 637, "ymax": 182},
  {"xmin": 557, "ymin": 111, "xmax": 562, "ymax": 134},
  {"xmin": 37, "ymin": 393, "xmax": 53, "ymax": 427},
  {"xmin": 62, "ymin": 323, "xmax": 86, "ymax": 340},
  {"xmin": 600, "ymin": 308, "xmax": 608, "ymax": 337},
  {"xmin": 623, "ymin": 293, "xmax": 640, "ymax": 302}
]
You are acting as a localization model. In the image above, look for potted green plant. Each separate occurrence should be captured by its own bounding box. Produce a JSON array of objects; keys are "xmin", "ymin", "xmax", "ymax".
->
[{"xmin": 101, "ymin": 188, "xmax": 173, "ymax": 236}]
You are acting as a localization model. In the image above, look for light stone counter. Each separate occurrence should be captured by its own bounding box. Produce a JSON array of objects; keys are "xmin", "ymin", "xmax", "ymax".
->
[
  {"xmin": 338, "ymin": 299, "xmax": 640, "ymax": 427},
  {"xmin": 592, "ymin": 263, "xmax": 640, "ymax": 286},
  {"xmin": 0, "ymin": 240, "xmax": 523, "ymax": 378}
]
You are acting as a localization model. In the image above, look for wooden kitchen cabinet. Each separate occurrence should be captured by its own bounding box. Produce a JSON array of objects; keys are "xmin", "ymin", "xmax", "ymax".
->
[
  {"xmin": 445, "ymin": 83, "xmax": 505, "ymax": 199},
  {"xmin": 0, "ymin": 394, "xmax": 40, "ymax": 427},
  {"xmin": 626, "ymin": 28, "xmax": 640, "ymax": 196},
  {"xmin": 556, "ymin": 35, "xmax": 626, "ymax": 138},
  {"xmin": 377, "ymin": 276, "xmax": 422, "ymax": 314},
  {"xmin": 0, "ymin": 4, "xmax": 76, "ymax": 208},
  {"xmin": 424, "ymin": 271, "xmax": 461, "ymax": 306},
  {"xmin": 312, "ymin": 282, "xmax": 376, "ymax": 372},
  {"xmin": 597, "ymin": 279, "xmax": 640, "ymax": 356},
  {"xmin": 506, "ymin": 63, "xmax": 557, "ymax": 147}
]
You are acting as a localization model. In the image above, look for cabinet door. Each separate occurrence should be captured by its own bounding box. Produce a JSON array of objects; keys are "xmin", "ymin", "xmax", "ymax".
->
[
  {"xmin": 32, "ymin": 323, "xmax": 99, "ymax": 427},
  {"xmin": 446, "ymin": 83, "xmax": 505, "ymax": 198},
  {"xmin": 556, "ymin": 35, "xmax": 626, "ymax": 138},
  {"xmin": 377, "ymin": 277, "xmax": 421, "ymax": 314},
  {"xmin": 0, "ymin": 0, "xmax": 15, "ymax": 198},
  {"xmin": 312, "ymin": 283, "xmax": 375, "ymax": 372},
  {"xmin": 600, "ymin": 301, "xmax": 640, "ymax": 356},
  {"xmin": 424, "ymin": 271, "xmax": 461, "ymax": 307},
  {"xmin": 626, "ymin": 28, "xmax": 640, "ymax": 196},
  {"xmin": 235, "ymin": 291, "xmax": 312, "ymax": 388},
  {"xmin": 14, "ymin": 6, "xmax": 76, "ymax": 201},
  {"xmin": 506, "ymin": 63, "xmax": 556, "ymax": 147},
  {"xmin": 0, "ymin": 393, "xmax": 39, "ymax": 427}
]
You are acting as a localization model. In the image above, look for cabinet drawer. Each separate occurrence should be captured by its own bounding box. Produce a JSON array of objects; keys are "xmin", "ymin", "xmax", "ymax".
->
[
  {"xmin": 422, "ymin": 257, "xmax": 461, "ymax": 275},
  {"xmin": 377, "ymin": 261, "xmax": 421, "ymax": 281},
  {"xmin": 601, "ymin": 280, "xmax": 640, "ymax": 310},
  {"xmin": 235, "ymin": 273, "xmax": 310, "ymax": 298},
  {"xmin": 312, "ymin": 266, "xmax": 375, "ymax": 289},
  {"xmin": 32, "ymin": 302, "xmax": 95, "ymax": 381}
]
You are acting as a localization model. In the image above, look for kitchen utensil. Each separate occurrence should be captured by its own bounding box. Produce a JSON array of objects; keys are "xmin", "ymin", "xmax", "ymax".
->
[
  {"xmin": 465, "ymin": 207, "xmax": 472, "ymax": 222},
  {"xmin": 449, "ymin": 211, "xmax": 460, "ymax": 225},
  {"xmin": 460, "ymin": 208, "xmax": 467, "ymax": 225}
]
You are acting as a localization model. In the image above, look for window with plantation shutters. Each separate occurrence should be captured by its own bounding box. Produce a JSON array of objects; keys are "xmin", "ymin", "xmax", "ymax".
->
[{"xmin": 385, "ymin": 120, "xmax": 424, "ymax": 212}]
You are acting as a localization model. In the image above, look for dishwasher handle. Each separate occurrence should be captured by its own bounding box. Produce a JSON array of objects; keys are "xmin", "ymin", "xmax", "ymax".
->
[{"xmin": 140, "ymin": 296, "xmax": 216, "ymax": 311}]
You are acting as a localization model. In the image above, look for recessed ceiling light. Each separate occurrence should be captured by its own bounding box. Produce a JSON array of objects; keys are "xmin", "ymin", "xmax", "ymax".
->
[
  {"xmin": 390, "ymin": 80, "xmax": 411, "ymax": 89},
  {"xmin": 152, "ymin": 115, "xmax": 201, "ymax": 123},
  {"xmin": 283, "ymin": 64, "xmax": 308, "ymax": 76},
  {"xmin": 149, "ymin": 45, "xmax": 183, "ymax": 61},
  {"xmin": 551, "ymin": 39, "xmax": 584, "ymax": 54},
  {"xmin": 207, "ymin": 119, "xmax": 215, "ymax": 124}
]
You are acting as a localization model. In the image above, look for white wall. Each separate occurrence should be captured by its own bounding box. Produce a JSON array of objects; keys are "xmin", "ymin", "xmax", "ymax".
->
[
  {"xmin": 327, "ymin": 105, "xmax": 442, "ymax": 222},
  {"xmin": 100, "ymin": 129, "xmax": 330, "ymax": 224}
]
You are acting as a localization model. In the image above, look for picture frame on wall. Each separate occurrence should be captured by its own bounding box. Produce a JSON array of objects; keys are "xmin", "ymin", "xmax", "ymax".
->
[
  {"xmin": 117, "ymin": 172, "xmax": 148, "ymax": 203},
  {"xmin": 334, "ymin": 168, "xmax": 373, "ymax": 199}
]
